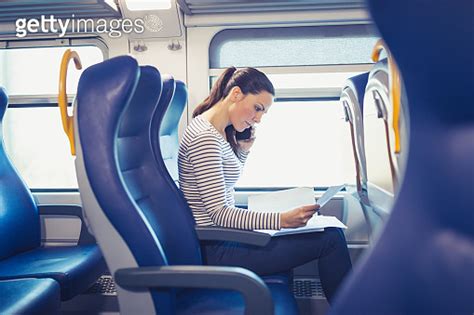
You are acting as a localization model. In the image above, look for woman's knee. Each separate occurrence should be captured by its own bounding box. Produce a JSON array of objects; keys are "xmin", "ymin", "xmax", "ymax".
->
[{"xmin": 322, "ymin": 227, "xmax": 348, "ymax": 249}]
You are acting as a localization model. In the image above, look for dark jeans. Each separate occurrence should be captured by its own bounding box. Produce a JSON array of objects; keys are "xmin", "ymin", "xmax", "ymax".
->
[{"xmin": 201, "ymin": 227, "xmax": 352, "ymax": 303}]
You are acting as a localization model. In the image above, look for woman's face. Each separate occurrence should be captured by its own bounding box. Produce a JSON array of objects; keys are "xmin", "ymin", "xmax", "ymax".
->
[{"xmin": 229, "ymin": 88, "xmax": 273, "ymax": 132}]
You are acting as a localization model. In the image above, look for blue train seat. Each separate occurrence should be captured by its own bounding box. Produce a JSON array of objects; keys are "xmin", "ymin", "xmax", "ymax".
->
[
  {"xmin": 331, "ymin": 0, "xmax": 474, "ymax": 314},
  {"xmin": 0, "ymin": 278, "xmax": 60, "ymax": 315},
  {"xmin": 74, "ymin": 55, "xmax": 297, "ymax": 314},
  {"xmin": 0, "ymin": 86, "xmax": 106, "ymax": 300}
]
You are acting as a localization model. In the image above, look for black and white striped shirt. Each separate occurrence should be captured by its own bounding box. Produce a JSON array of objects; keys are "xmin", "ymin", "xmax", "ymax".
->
[{"xmin": 178, "ymin": 115, "xmax": 280, "ymax": 230}]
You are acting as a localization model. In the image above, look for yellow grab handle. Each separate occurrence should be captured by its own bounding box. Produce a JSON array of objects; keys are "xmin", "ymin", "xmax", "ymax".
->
[
  {"xmin": 58, "ymin": 49, "xmax": 82, "ymax": 156},
  {"xmin": 371, "ymin": 39, "xmax": 402, "ymax": 154}
]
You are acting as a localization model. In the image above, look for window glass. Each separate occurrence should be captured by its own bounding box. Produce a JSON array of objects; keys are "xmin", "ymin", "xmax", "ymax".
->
[
  {"xmin": 268, "ymin": 72, "xmax": 363, "ymax": 90},
  {"xmin": 210, "ymin": 25, "xmax": 379, "ymax": 68},
  {"xmin": 3, "ymin": 107, "xmax": 78, "ymax": 189},
  {"xmin": 0, "ymin": 46, "xmax": 103, "ymax": 95},
  {"xmin": 236, "ymin": 98, "xmax": 355, "ymax": 188},
  {"xmin": 210, "ymin": 70, "xmax": 364, "ymax": 188}
]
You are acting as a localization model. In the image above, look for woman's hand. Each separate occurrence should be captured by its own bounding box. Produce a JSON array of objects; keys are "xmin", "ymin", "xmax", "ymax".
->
[
  {"xmin": 281, "ymin": 204, "xmax": 320, "ymax": 228},
  {"xmin": 237, "ymin": 127, "xmax": 256, "ymax": 152}
]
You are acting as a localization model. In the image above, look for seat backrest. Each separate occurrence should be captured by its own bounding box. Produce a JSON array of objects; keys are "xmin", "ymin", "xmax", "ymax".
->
[
  {"xmin": 148, "ymin": 76, "xmax": 201, "ymax": 264},
  {"xmin": 121, "ymin": 74, "xmax": 200, "ymax": 267},
  {"xmin": 363, "ymin": 58, "xmax": 410, "ymax": 197},
  {"xmin": 340, "ymin": 72, "xmax": 369, "ymax": 192},
  {"xmin": 0, "ymin": 86, "xmax": 40, "ymax": 260},
  {"xmin": 363, "ymin": 59, "xmax": 397, "ymax": 195},
  {"xmin": 331, "ymin": 0, "xmax": 474, "ymax": 313},
  {"xmin": 152, "ymin": 79, "xmax": 187, "ymax": 184},
  {"xmin": 75, "ymin": 56, "xmax": 201, "ymax": 314}
]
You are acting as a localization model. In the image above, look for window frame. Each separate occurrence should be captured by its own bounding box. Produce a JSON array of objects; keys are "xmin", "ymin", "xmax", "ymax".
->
[{"xmin": 1, "ymin": 37, "xmax": 108, "ymax": 192}]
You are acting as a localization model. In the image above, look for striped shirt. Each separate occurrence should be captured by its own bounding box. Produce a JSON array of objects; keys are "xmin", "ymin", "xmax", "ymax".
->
[{"xmin": 178, "ymin": 115, "xmax": 281, "ymax": 230}]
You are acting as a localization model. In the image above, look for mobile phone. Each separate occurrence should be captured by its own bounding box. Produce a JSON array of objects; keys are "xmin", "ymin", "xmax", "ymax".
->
[{"xmin": 235, "ymin": 127, "xmax": 252, "ymax": 140}]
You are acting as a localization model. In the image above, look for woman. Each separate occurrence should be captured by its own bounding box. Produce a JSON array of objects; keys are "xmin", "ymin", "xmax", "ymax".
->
[{"xmin": 178, "ymin": 66, "xmax": 352, "ymax": 303}]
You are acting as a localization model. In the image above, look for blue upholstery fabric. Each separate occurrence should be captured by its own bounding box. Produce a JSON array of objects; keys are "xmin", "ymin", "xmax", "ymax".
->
[
  {"xmin": 154, "ymin": 79, "xmax": 187, "ymax": 183},
  {"xmin": 0, "ymin": 87, "xmax": 41, "ymax": 260},
  {"xmin": 128, "ymin": 74, "xmax": 202, "ymax": 268},
  {"xmin": 177, "ymin": 283, "xmax": 298, "ymax": 315},
  {"xmin": 331, "ymin": 0, "xmax": 474, "ymax": 314},
  {"xmin": 77, "ymin": 58, "xmax": 169, "ymax": 270},
  {"xmin": 0, "ymin": 87, "xmax": 7, "ymax": 118},
  {"xmin": 0, "ymin": 245, "xmax": 105, "ymax": 300},
  {"xmin": 0, "ymin": 86, "xmax": 106, "ymax": 301},
  {"xmin": 0, "ymin": 278, "xmax": 60, "ymax": 315}
]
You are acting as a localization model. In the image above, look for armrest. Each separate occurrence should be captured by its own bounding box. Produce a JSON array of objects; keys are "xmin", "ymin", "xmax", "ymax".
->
[
  {"xmin": 38, "ymin": 205, "xmax": 96, "ymax": 245},
  {"xmin": 195, "ymin": 226, "xmax": 271, "ymax": 247},
  {"xmin": 115, "ymin": 265, "xmax": 273, "ymax": 315}
]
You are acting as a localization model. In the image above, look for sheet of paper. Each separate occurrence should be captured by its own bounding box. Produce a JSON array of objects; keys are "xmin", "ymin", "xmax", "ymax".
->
[
  {"xmin": 248, "ymin": 187, "xmax": 315, "ymax": 213},
  {"xmin": 316, "ymin": 184, "xmax": 345, "ymax": 208},
  {"xmin": 255, "ymin": 215, "xmax": 347, "ymax": 237},
  {"xmin": 306, "ymin": 215, "xmax": 347, "ymax": 229},
  {"xmin": 249, "ymin": 186, "xmax": 347, "ymax": 237}
]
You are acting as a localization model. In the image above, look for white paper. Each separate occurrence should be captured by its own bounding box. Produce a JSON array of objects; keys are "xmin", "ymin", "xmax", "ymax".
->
[
  {"xmin": 249, "ymin": 187, "xmax": 347, "ymax": 237},
  {"xmin": 248, "ymin": 187, "xmax": 315, "ymax": 213},
  {"xmin": 316, "ymin": 184, "xmax": 345, "ymax": 208},
  {"xmin": 256, "ymin": 216, "xmax": 347, "ymax": 237}
]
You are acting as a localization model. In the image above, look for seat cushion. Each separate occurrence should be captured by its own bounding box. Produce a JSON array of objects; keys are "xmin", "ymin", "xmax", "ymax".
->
[
  {"xmin": 0, "ymin": 244, "xmax": 106, "ymax": 300},
  {"xmin": 177, "ymin": 282, "xmax": 298, "ymax": 315},
  {"xmin": 0, "ymin": 278, "xmax": 60, "ymax": 315}
]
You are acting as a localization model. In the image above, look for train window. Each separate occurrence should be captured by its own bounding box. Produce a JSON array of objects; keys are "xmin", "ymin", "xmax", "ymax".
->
[
  {"xmin": 209, "ymin": 25, "xmax": 377, "ymax": 188},
  {"xmin": 0, "ymin": 43, "xmax": 105, "ymax": 189},
  {"xmin": 210, "ymin": 24, "xmax": 378, "ymax": 68},
  {"xmin": 236, "ymin": 72, "xmax": 357, "ymax": 188}
]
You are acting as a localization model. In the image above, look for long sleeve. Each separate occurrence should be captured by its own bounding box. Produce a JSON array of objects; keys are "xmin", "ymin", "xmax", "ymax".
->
[
  {"xmin": 186, "ymin": 132, "xmax": 280, "ymax": 230},
  {"xmin": 235, "ymin": 148, "xmax": 249, "ymax": 164}
]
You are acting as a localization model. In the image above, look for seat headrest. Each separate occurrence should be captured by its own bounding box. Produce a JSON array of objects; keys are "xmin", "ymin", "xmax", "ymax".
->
[
  {"xmin": 0, "ymin": 87, "xmax": 8, "ymax": 121},
  {"xmin": 343, "ymin": 72, "xmax": 369, "ymax": 113},
  {"xmin": 160, "ymin": 80, "xmax": 187, "ymax": 136},
  {"xmin": 77, "ymin": 56, "xmax": 140, "ymax": 135},
  {"xmin": 150, "ymin": 75, "xmax": 175, "ymax": 164}
]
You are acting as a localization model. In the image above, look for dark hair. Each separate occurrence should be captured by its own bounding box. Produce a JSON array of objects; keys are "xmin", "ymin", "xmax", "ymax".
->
[{"xmin": 193, "ymin": 67, "xmax": 275, "ymax": 153}]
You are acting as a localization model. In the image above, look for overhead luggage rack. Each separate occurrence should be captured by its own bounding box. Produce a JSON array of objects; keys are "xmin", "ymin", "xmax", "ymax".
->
[{"xmin": 0, "ymin": 0, "xmax": 120, "ymax": 22}]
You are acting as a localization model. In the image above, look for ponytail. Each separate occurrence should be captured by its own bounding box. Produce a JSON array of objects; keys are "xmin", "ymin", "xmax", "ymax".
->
[{"xmin": 193, "ymin": 66, "xmax": 236, "ymax": 118}]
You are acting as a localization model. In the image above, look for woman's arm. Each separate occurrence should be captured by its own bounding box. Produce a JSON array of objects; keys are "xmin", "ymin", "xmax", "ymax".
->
[
  {"xmin": 187, "ymin": 133, "xmax": 280, "ymax": 230},
  {"xmin": 235, "ymin": 149, "xmax": 249, "ymax": 164},
  {"xmin": 235, "ymin": 127, "xmax": 255, "ymax": 164}
]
